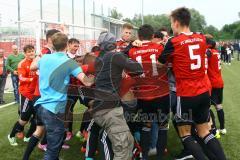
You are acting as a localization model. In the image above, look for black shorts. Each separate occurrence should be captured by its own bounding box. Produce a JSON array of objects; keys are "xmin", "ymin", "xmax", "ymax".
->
[
  {"xmin": 137, "ymin": 95, "xmax": 170, "ymax": 126},
  {"xmin": 19, "ymin": 94, "xmax": 34, "ymax": 121},
  {"xmin": 175, "ymin": 91, "xmax": 210, "ymax": 125},
  {"xmin": 33, "ymin": 96, "xmax": 43, "ymax": 126},
  {"xmin": 210, "ymin": 88, "xmax": 223, "ymax": 105}
]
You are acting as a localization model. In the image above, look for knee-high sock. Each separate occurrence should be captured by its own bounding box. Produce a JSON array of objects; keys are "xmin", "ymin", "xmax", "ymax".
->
[
  {"xmin": 156, "ymin": 129, "xmax": 168, "ymax": 159},
  {"xmin": 10, "ymin": 121, "xmax": 24, "ymax": 138},
  {"xmin": 195, "ymin": 135, "xmax": 217, "ymax": 160},
  {"xmin": 203, "ymin": 133, "xmax": 226, "ymax": 160},
  {"xmin": 22, "ymin": 135, "xmax": 40, "ymax": 160},
  {"xmin": 209, "ymin": 109, "xmax": 217, "ymax": 134},
  {"xmin": 40, "ymin": 134, "xmax": 47, "ymax": 145},
  {"xmin": 68, "ymin": 122, "xmax": 73, "ymax": 133},
  {"xmin": 86, "ymin": 122, "xmax": 101, "ymax": 158},
  {"xmin": 26, "ymin": 119, "xmax": 36, "ymax": 138},
  {"xmin": 181, "ymin": 135, "xmax": 207, "ymax": 160},
  {"xmin": 216, "ymin": 109, "xmax": 225, "ymax": 129},
  {"xmin": 141, "ymin": 127, "xmax": 151, "ymax": 160}
]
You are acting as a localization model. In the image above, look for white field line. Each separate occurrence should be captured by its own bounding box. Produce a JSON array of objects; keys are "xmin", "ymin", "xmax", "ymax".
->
[{"xmin": 0, "ymin": 102, "xmax": 16, "ymax": 109}]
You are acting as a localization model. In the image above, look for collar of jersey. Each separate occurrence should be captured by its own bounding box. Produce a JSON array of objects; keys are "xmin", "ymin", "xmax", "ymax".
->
[{"xmin": 180, "ymin": 32, "xmax": 193, "ymax": 35}]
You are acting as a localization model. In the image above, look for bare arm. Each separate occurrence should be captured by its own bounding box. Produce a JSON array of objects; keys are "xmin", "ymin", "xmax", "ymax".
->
[{"xmin": 76, "ymin": 72, "xmax": 94, "ymax": 87}]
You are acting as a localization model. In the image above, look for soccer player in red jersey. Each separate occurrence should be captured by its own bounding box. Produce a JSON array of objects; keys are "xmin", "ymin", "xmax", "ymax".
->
[
  {"xmin": 65, "ymin": 38, "xmax": 81, "ymax": 140},
  {"xmin": 116, "ymin": 23, "xmax": 134, "ymax": 52},
  {"xmin": 206, "ymin": 38, "xmax": 226, "ymax": 135},
  {"xmin": 8, "ymin": 45, "xmax": 37, "ymax": 146},
  {"xmin": 128, "ymin": 24, "xmax": 170, "ymax": 159},
  {"xmin": 158, "ymin": 7, "xmax": 226, "ymax": 160}
]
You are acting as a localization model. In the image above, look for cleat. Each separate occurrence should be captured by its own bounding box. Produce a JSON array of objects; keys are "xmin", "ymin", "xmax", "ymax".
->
[
  {"xmin": 220, "ymin": 129, "xmax": 227, "ymax": 135},
  {"xmin": 175, "ymin": 149, "xmax": 194, "ymax": 160},
  {"xmin": 65, "ymin": 132, "xmax": 73, "ymax": 141},
  {"xmin": 23, "ymin": 137, "xmax": 30, "ymax": 142},
  {"xmin": 75, "ymin": 131, "xmax": 81, "ymax": 138},
  {"xmin": 38, "ymin": 143, "xmax": 47, "ymax": 151},
  {"xmin": 148, "ymin": 148, "xmax": 157, "ymax": 156},
  {"xmin": 8, "ymin": 135, "xmax": 18, "ymax": 146},
  {"xmin": 215, "ymin": 130, "xmax": 221, "ymax": 139},
  {"xmin": 62, "ymin": 144, "xmax": 70, "ymax": 150}
]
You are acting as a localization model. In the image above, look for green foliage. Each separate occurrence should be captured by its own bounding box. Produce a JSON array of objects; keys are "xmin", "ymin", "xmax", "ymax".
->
[
  {"xmin": 234, "ymin": 26, "xmax": 240, "ymax": 39},
  {"xmin": 204, "ymin": 25, "xmax": 220, "ymax": 39},
  {"xmin": 219, "ymin": 21, "xmax": 240, "ymax": 40},
  {"xmin": 189, "ymin": 8, "xmax": 206, "ymax": 32},
  {"xmin": 110, "ymin": 8, "xmax": 123, "ymax": 20}
]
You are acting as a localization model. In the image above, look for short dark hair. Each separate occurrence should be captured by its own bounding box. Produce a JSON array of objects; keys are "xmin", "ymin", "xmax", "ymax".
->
[
  {"xmin": 159, "ymin": 27, "xmax": 169, "ymax": 33},
  {"xmin": 91, "ymin": 46, "xmax": 100, "ymax": 52},
  {"xmin": 154, "ymin": 31, "xmax": 164, "ymax": 39},
  {"xmin": 123, "ymin": 23, "xmax": 133, "ymax": 30},
  {"xmin": 138, "ymin": 24, "xmax": 154, "ymax": 40},
  {"xmin": 51, "ymin": 32, "xmax": 68, "ymax": 51},
  {"xmin": 68, "ymin": 38, "xmax": 80, "ymax": 44},
  {"xmin": 46, "ymin": 29, "xmax": 60, "ymax": 41},
  {"xmin": 23, "ymin": 44, "xmax": 34, "ymax": 53},
  {"xmin": 170, "ymin": 7, "xmax": 191, "ymax": 27}
]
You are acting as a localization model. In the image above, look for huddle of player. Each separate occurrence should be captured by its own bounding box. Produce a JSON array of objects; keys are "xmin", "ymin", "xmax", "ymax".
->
[{"xmin": 7, "ymin": 7, "xmax": 227, "ymax": 160}]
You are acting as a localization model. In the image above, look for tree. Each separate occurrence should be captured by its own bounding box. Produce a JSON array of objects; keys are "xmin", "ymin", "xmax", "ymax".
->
[
  {"xmin": 110, "ymin": 8, "xmax": 123, "ymax": 20},
  {"xmin": 204, "ymin": 25, "xmax": 219, "ymax": 39},
  {"xmin": 123, "ymin": 14, "xmax": 171, "ymax": 31},
  {"xmin": 234, "ymin": 26, "xmax": 240, "ymax": 39},
  {"xmin": 189, "ymin": 9, "xmax": 206, "ymax": 32},
  {"xmin": 144, "ymin": 14, "xmax": 171, "ymax": 30}
]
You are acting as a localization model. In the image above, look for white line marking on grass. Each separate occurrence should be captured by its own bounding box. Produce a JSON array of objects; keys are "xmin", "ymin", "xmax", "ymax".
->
[{"xmin": 0, "ymin": 102, "xmax": 16, "ymax": 109}]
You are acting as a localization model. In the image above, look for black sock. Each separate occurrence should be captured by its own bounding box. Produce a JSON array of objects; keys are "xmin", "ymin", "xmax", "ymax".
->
[
  {"xmin": 26, "ymin": 119, "xmax": 36, "ymax": 138},
  {"xmin": 68, "ymin": 122, "xmax": 73, "ymax": 133},
  {"xmin": 22, "ymin": 135, "xmax": 40, "ymax": 160},
  {"xmin": 203, "ymin": 133, "xmax": 226, "ymax": 160},
  {"xmin": 62, "ymin": 131, "xmax": 67, "ymax": 145},
  {"xmin": 195, "ymin": 135, "xmax": 217, "ymax": 160},
  {"xmin": 217, "ymin": 109, "xmax": 225, "ymax": 129},
  {"xmin": 141, "ymin": 127, "xmax": 151, "ymax": 160},
  {"xmin": 209, "ymin": 109, "xmax": 217, "ymax": 135},
  {"xmin": 40, "ymin": 134, "xmax": 47, "ymax": 145},
  {"xmin": 156, "ymin": 129, "xmax": 168, "ymax": 159},
  {"xmin": 86, "ymin": 122, "xmax": 100, "ymax": 158},
  {"xmin": 181, "ymin": 135, "xmax": 207, "ymax": 160},
  {"xmin": 10, "ymin": 121, "xmax": 24, "ymax": 138}
]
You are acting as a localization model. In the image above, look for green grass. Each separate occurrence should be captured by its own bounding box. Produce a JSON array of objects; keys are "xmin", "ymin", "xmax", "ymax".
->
[{"xmin": 0, "ymin": 54, "xmax": 240, "ymax": 159}]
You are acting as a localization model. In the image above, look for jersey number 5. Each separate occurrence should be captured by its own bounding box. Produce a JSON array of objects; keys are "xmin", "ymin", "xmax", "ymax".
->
[{"xmin": 189, "ymin": 44, "xmax": 201, "ymax": 70}]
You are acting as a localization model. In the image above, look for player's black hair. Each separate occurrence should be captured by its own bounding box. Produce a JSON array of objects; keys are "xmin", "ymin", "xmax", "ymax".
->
[
  {"xmin": 154, "ymin": 31, "xmax": 164, "ymax": 39},
  {"xmin": 138, "ymin": 24, "xmax": 154, "ymax": 40},
  {"xmin": 171, "ymin": 7, "xmax": 191, "ymax": 27},
  {"xmin": 159, "ymin": 27, "xmax": 169, "ymax": 34},
  {"xmin": 91, "ymin": 46, "xmax": 101, "ymax": 52},
  {"xmin": 23, "ymin": 44, "xmax": 34, "ymax": 53},
  {"xmin": 46, "ymin": 29, "xmax": 60, "ymax": 41},
  {"xmin": 68, "ymin": 38, "xmax": 80, "ymax": 44}
]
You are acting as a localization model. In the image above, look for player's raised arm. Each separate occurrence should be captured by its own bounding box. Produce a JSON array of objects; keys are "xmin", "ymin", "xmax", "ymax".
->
[
  {"xmin": 113, "ymin": 53, "xmax": 143, "ymax": 77},
  {"xmin": 158, "ymin": 38, "xmax": 174, "ymax": 64},
  {"xmin": 76, "ymin": 72, "xmax": 94, "ymax": 87}
]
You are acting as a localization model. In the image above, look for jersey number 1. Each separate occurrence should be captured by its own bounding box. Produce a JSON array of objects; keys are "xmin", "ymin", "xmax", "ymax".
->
[{"xmin": 136, "ymin": 54, "xmax": 158, "ymax": 77}]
